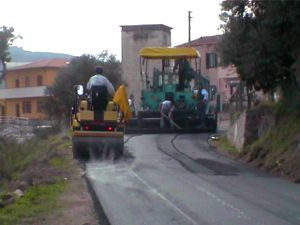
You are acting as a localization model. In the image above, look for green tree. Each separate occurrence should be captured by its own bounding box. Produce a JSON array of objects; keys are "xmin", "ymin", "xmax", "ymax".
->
[
  {"xmin": 43, "ymin": 52, "xmax": 123, "ymax": 124},
  {"xmin": 218, "ymin": 0, "xmax": 300, "ymax": 102},
  {"xmin": 0, "ymin": 26, "xmax": 21, "ymax": 80}
]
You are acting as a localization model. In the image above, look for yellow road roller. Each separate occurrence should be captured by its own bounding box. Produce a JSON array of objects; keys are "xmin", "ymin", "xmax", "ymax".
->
[{"xmin": 71, "ymin": 84, "xmax": 131, "ymax": 160}]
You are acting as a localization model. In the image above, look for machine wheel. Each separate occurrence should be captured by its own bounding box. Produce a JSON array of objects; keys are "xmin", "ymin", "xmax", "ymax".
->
[
  {"xmin": 114, "ymin": 149, "xmax": 123, "ymax": 160},
  {"xmin": 72, "ymin": 139, "xmax": 89, "ymax": 160},
  {"xmin": 137, "ymin": 113, "xmax": 144, "ymax": 128},
  {"xmin": 114, "ymin": 143, "xmax": 124, "ymax": 160},
  {"xmin": 205, "ymin": 115, "xmax": 217, "ymax": 133}
]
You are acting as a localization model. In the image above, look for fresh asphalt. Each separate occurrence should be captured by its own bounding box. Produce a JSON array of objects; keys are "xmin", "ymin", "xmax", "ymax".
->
[{"xmin": 86, "ymin": 134, "xmax": 300, "ymax": 225}]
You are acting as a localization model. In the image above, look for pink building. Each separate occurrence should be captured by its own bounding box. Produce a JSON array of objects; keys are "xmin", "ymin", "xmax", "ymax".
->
[{"xmin": 178, "ymin": 35, "xmax": 240, "ymax": 109}]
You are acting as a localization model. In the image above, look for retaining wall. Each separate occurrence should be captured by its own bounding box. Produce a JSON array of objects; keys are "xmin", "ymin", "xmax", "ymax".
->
[{"xmin": 227, "ymin": 106, "xmax": 275, "ymax": 151}]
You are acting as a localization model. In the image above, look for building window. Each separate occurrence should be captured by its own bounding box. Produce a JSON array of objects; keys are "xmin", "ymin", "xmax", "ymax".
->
[
  {"xmin": 22, "ymin": 101, "xmax": 31, "ymax": 114},
  {"xmin": 15, "ymin": 79, "xmax": 19, "ymax": 88},
  {"xmin": 25, "ymin": 77, "xmax": 30, "ymax": 87},
  {"xmin": 37, "ymin": 100, "xmax": 43, "ymax": 113},
  {"xmin": 37, "ymin": 75, "xmax": 43, "ymax": 86},
  {"xmin": 206, "ymin": 53, "xmax": 218, "ymax": 68}
]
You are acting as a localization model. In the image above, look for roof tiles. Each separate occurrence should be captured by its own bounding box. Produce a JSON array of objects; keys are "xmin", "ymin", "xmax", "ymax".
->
[
  {"xmin": 9, "ymin": 58, "xmax": 70, "ymax": 71},
  {"xmin": 177, "ymin": 35, "xmax": 222, "ymax": 47},
  {"xmin": 121, "ymin": 24, "xmax": 173, "ymax": 33}
]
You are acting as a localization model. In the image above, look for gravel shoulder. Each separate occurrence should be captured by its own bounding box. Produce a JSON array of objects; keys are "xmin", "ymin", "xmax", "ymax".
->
[
  {"xmin": 39, "ymin": 165, "xmax": 98, "ymax": 225},
  {"xmin": 32, "ymin": 146, "xmax": 99, "ymax": 225}
]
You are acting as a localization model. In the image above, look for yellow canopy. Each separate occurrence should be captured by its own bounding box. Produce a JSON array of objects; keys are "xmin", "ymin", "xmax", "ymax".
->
[{"xmin": 139, "ymin": 47, "xmax": 200, "ymax": 59}]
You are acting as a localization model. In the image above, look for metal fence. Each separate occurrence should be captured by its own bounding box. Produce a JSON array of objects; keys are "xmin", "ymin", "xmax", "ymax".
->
[
  {"xmin": 0, "ymin": 116, "xmax": 29, "ymax": 125},
  {"xmin": 227, "ymin": 82, "xmax": 257, "ymax": 122},
  {"xmin": 228, "ymin": 82, "xmax": 248, "ymax": 113}
]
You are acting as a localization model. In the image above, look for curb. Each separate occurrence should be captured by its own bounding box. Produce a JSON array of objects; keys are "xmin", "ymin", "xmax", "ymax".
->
[{"xmin": 84, "ymin": 172, "xmax": 112, "ymax": 225}]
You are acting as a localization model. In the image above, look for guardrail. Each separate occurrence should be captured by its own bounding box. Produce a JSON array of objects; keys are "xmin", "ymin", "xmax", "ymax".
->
[{"xmin": 0, "ymin": 116, "xmax": 29, "ymax": 125}]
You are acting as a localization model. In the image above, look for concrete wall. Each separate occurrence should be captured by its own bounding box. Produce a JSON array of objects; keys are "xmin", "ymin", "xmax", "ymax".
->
[
  {"xmin": 227, "ymin": 111, "xmax": 247, "ymax": 151},
  {"xmin": 227, "ymin": 106, "xmax": 275, "ymax": 151},
  {"xmin": 121, "ymin": 25, "xmax": 171, "ymax": 109}
]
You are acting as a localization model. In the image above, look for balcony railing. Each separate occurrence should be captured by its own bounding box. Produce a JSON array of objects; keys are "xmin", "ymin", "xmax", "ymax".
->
[
  {"xmin": 0, "ymin": 86, "xmax": 47, "ymax": 99},
  {"xmin": 0, "ymin": 116, "xmax": 29, "ymax": 125}
]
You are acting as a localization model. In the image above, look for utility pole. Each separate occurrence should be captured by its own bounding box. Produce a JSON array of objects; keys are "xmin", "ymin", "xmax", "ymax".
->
[{"xmin": 188, "ymin": 11, "xmax": 192, "ymax": 46}]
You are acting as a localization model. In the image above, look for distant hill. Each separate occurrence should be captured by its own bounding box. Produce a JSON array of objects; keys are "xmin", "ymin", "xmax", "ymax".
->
[{"xmin": 9, "ymin": 46, "xmax": 74, "ymax": 62}]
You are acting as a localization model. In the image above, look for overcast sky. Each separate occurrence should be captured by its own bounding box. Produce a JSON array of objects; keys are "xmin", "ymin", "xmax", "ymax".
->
[{"xmin": 1, "ymin": 0, "xmax": 223, "ymax": 60}]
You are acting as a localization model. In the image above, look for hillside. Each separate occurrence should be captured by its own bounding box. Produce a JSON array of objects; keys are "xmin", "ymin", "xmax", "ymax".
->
[
  {"xmin": 9, "ymin": 46, "xmax": 74, "ymax": 62},
  {"xmin": 217, "ymin": 102, "xmax": 300, "ymax": 183},
  {"xmin": 240, "ymin": 103, "xmax": 300, "ymax": 182}
]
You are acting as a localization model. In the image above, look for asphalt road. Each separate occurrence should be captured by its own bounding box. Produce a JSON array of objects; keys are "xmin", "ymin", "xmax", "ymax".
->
[{"xmin": 86, "ymin": 134, "xmax": 300, "ymax": 225}]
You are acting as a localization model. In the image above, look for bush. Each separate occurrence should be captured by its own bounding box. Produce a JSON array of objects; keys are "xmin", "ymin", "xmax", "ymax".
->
[
  {"xmin": 33, "ymin": 125, "xmax": 61, "ymax": 139},
  {"xmin": 0, "ymin": 137, "xmax": 46, "ymax": 184}
]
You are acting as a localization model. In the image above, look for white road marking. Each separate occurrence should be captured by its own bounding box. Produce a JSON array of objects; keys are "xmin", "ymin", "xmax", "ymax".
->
[
  {"xmin": 130, "ymin": 169, "xmax": 199, "ymax": 225},
  {"xmin": 194, "ymin": 185, "xmax": 249, "ymax": 220}
]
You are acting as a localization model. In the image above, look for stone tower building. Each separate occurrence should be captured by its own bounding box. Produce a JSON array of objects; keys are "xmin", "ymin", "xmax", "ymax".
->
[{"xmin": 120, "ymin": 24, "xmax": 172, "ymax": 109}]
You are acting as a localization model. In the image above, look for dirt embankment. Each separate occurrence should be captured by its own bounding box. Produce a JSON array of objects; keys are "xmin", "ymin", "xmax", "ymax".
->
[
  {"xmin": 240, "ymin": 105, "xmax": 300, "ymax": 182},
  {"xmin": 216, "ymin": 103, "xmax": 300, "ymax": 183},
  {"xmin": 30, "ymin": 141, "xmax": 99, "ymax": 225},
  {"xmin": 0, "ymin": 134, "xmax": 99, "ymax": 225}
]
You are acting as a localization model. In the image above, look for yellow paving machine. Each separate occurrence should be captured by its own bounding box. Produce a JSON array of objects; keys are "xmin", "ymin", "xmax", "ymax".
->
[{"xmin": 126, "ymin": 47, "xmax": 217, "ymax": 133}]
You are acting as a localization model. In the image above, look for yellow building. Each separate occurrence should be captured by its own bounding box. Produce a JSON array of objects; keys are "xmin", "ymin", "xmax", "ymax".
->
[{"xmin": 0, "ymin": 58, "xmax": 69, "ymax": 120}]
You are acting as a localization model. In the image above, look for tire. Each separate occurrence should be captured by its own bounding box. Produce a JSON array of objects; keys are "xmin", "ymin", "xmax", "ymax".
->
[
  {"xmin": 114, "ymin": 143, "xmax": 124, "ymax": 160},
  {"xmin": 72, "ymin": 139, "xmax": 89, "ymax": 161}
]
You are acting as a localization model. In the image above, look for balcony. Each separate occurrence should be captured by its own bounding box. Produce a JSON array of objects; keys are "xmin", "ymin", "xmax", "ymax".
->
[{"xmin": 0, "ymin": 86, "xmax": 47, "ymax": 99}]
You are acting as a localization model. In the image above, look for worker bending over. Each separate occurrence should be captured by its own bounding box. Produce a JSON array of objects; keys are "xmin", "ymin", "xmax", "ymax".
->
[{"xmin": 159, "ymin": 96, "xmax": 175, "ymax": 128}]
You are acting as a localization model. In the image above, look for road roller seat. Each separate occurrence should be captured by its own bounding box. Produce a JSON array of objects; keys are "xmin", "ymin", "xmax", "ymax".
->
[
  {"xmin": 79, "ymin": 100, "xmax": 88, "ymax": 111},
  {"xmin": 91, "ymin": 85, "xmax": 108, "ymax": 111}
]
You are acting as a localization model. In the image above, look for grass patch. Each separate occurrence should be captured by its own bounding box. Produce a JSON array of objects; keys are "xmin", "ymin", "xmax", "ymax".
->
[
  {"xmin": 0, "ymin": 134, "xmax": 71, "ymax": 185},
  {"xmin": 243, "ymin": 108, "xmax": 300, "ymax": 181},
  {"xmin": 50, "ymin": 156, "xmax": 70, "ymax": 170},
  {"xmin": 47, "ymin": 135, "xmax": 71, "ymax": 152},
  {"xmin": 48, "ymin": 135, "xmax": 72, "ymax": 170},
  {"xmin": 0, "ymin": 137, "xmax": 47, "ymax": 184},
  {"xmin": 0, "ymin": 132, "xmax": 73, "ymax": 223},
  {"xmin": 0, "ymin": 181, "xmax": 66, "ymax": 225},
  {"xmin": 210, "ymin": 135, "xmax": 240, "ymax": 158}
]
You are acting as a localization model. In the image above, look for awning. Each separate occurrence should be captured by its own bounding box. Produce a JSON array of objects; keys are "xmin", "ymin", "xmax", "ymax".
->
[{"xmin": 139, "ymin": 47, "xmax": 200, "ymax": 59}]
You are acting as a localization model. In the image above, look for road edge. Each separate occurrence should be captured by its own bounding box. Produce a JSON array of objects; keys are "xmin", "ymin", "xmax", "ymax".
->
[{"xmin": 84, "ymin": 171, "xmax": 112, "ymax": 225}]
